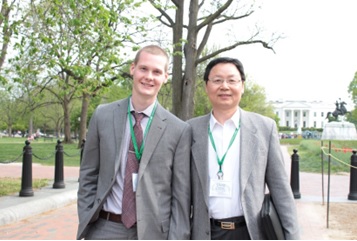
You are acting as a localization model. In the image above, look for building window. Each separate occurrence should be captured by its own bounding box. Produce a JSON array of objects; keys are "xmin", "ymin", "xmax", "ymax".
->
[
  {"xmin": 303, "ymin": 121, "xmax": 306, "ymax": 128},
  {"xmin": 286, "ymin": 111, "xmax": 289, "ymax": 117},
  {"xmin": 286, "ymin": 121, "xmax": 289, "ymax": 127},
  {"xmin": 276, "ymin": 111, "xmax": 279, "ymax": 116},
  {"xmin": 314, "ymin": 121, "xmax": 316, "ymax": 128},
  {"xmin": 295, "ymin": 112, "xmax": 298, "ymax": 117},
  {"xmin": 303, "ymin": 112, "xmax": 306, "ymax": 117},
  {"xmin": 314, "ymin": 112, "xmax": 317, "ymax": 117},
  {"xmin": 321, "ymin": 112, "xmax": 324, "ymax": 117}
]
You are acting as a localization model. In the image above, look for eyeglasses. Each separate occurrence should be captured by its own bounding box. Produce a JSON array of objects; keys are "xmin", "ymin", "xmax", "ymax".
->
[{"xmin": 208, "ymin": 78, "xmax": 242, "ymax": 86}]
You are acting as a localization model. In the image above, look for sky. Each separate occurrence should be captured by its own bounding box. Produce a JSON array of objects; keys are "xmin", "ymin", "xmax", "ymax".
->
[{"xmin": 221, "ymin": 0, "xmax": 357, "ymax": 106}]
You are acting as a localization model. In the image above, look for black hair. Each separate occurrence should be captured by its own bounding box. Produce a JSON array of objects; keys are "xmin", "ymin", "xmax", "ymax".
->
[{"xmin": 203, "ymin": 57, "xmax": 246, "ymax": 83}]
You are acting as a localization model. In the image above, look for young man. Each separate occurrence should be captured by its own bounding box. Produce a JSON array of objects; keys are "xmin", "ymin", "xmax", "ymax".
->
[
  {"xmin": 188, "ymin": 57, "xmax": 300, "ymax": 240},
  {"xmin": 77, "ymin": 45, "xmax": 191, "ymax": 240}
]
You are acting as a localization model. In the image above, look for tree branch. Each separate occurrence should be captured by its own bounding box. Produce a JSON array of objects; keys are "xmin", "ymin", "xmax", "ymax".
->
[
  {"xmin": 197, "ymin": 40, "xmax": 275, "ymax": 65},
  {"xmin": 148, "ymin": 0, "xmax": 175, "ymax": 27},
  {"xmin": 197, "ymin": 0, "xmax": 233, "ymax": 31}
]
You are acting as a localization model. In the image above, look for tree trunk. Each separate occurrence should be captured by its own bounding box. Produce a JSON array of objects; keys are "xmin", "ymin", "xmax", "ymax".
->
[
  {"xmin": 182, "ymin": 0, "xmax": 198, "ymax": 120},
  {"xmin": 77, "ymin": 92, "xmax": 90, "ymax": 148},
  {"xmin": 28, "ymin": 114, "xmax": 33, "ymax": 137},
  {"xmin": 55, "ymin": 118, "xmax": 63, "ymax": 139},
  {"xmin": 171, "ymin": 0, "xmax": 198, "ymax": 121},
  {"xmin": 63, "ymin": 95, "xmax": 72, "ymax": 143},
  {"xmin": 0, "ymin": 0, "xmax": 11, "ymax": 70},
  {"xmin": 171, "ymin": 0, "xmax": 184, "ymax": 119}
]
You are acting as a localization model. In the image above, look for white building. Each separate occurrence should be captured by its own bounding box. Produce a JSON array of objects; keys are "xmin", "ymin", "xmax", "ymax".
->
[{"xmin": 271, "ymin": 100, "xmax": 336, "ymax": 129}]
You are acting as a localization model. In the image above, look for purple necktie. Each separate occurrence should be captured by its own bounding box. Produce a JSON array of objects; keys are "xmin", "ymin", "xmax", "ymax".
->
[{"xmin": 122, "ymin": 111, "xmax": 145, "ymax": 228}]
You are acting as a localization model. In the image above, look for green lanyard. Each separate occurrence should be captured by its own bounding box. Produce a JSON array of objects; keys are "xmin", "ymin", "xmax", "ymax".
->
[
  {"xmin": 208, "ymin": 121, "xmax": 240, "ymax": 180},
  {"xmin": 128, "ymin": 98, "xmax": 158, "ymax": 161}
]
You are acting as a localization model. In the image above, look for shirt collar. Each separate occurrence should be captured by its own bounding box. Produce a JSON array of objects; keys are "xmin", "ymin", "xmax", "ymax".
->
[
  {"xmin": 209, "ymin": 108, "xmax": 240, "ymax": 129},
  {"xmin": 129, "ymin": 98, "xmax": 156, "ymax": 117}
]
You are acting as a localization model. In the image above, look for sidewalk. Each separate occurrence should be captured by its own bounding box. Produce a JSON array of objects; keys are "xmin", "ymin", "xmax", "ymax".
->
[
  {"xmin": 0, "ymin": 164, "xmax": 79, "ymax": 226},
  {"xmin": 0, "ymin": 146, "xmax": 356, "ymax": 239}
]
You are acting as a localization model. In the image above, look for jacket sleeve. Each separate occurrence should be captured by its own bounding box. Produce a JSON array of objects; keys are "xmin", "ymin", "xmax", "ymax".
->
[
  {"xmin": 266, "ymin": 121, "xmax": 300, "ymax": 239},
  {"xmin": 77, "ymin": 107, "xmax": 101, "ymax": 228},
  {"xmin": 168, "ymin": 124, "xmax": 192, "ymax": 239}
]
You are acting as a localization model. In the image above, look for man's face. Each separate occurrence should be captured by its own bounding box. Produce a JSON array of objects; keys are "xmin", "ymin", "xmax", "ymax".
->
[
  {"xmin": 130, "ymin": 51, "xmax": 168, "ymax": 101},
  {"xmin": 205, "ymin": 63, "xmax": 244, "ymax": 112}
]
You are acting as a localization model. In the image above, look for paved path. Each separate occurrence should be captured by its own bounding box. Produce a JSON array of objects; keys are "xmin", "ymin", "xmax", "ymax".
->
[
  {"xmin": 1, "ymin": 202, "xmax": 77, "ymax": 240},
  {"xmin": 0, "ymin": 163, "xmax": 80, "ymax": 239},
  {"xmin": 0, "ymin": 146, "xmax": 356, "ymax": 240}
]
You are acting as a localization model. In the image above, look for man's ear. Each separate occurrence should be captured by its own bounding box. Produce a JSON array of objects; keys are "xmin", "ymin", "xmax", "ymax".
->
[
  {"xmin": 164, "ymin": 73, "xmax": 168, "ymax": 84},
  {"xmin": 129, "ymin": 63, "xmax": 135, "ymax": 75}
]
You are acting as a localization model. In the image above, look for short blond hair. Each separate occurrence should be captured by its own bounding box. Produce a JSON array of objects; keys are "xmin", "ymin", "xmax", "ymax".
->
[{"xmin": 133, "ymin": 45, "xmax": 169, "ymax": 72}]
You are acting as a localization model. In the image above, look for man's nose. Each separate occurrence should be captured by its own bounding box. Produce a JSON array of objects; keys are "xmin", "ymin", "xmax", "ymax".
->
[{"xmin": 145, "ymin": 71, "xmax": 154, "ymax": 80}]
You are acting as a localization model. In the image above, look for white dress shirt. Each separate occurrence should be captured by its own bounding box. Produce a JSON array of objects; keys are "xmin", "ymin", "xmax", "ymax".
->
[{"xmin": 208, "ymin": 109, "xmax": 243, "ymax": 219}]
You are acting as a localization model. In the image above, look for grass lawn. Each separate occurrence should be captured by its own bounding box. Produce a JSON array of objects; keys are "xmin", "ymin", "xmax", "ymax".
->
[
  {"xmin": 0, "ymin": 137, "xmax": 82, "ymax": 166},
  {"xmin": 0, "ymin": 177, "xmax": 50, "ymax": 197},
  {"xmin": 281, "ymin": 138, "xmax": 357, "ymax": 174},
  {"xmin": 0, "ymin": 137, "xmax": 81, "ymax": 196}
]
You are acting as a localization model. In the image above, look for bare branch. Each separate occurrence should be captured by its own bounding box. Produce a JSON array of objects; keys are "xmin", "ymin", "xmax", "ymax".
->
[
  {"xmin": 197, "ymin": 22, "xmax": 212, "ymax": 58},
  {"xmin": 197, "ymin": 0, "xmax": 233, "ymax": 31},
  {"xmin": 197, "ymin": 40, "xmax": 275, "ymax": 66},
  {"xmin": 148, "ymin": 0, "xmax": 175, "ymax": 27}
]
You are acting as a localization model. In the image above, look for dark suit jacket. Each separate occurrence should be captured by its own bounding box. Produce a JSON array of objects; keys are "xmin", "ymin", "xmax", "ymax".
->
[
  {"xmin": 77, "ymin": 97, "xmax": 191, "ymax": 239},
  {"xmin": 188, "ymin": 108, "xmax": 300, "ymax": 240}
]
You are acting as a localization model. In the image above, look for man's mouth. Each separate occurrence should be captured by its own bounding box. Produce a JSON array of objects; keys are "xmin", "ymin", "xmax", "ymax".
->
[{"xmin": 142, "ymin": 82, "xmax": 154, "ymax": 87}]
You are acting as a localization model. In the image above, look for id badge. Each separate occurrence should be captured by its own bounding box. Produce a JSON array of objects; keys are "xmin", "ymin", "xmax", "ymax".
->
[
  {"xmin": 132, "ymin": 173, "xmax": 138, "ymax": 192},
  {"xmin": 209, "ymin": 179, "xmax": 232, "ymax": 198}
]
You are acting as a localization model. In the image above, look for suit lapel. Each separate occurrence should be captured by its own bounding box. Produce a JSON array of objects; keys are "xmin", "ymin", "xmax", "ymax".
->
[
  {"xmin": 191, "ymin": 115, "xmax": 210, "ymax": 208},
  {"xmin": 138, "ymin": 104, "xmax": 166, "ymax": 181},
  {"xmin": 239, "ymin": 109, "xmax": 259, "ymax": 195},
  {"xmin": 113, "ymin": 98, "xmax": 129, "ymax": 172}
]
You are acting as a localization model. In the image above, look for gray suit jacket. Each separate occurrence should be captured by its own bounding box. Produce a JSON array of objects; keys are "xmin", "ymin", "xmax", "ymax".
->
[
  {"xmin": 77, "ymin": 97, "xmax": 191, "ymax": 240},
  {"xmin": 188, "ymin": 108, "xmax": 300, "ymax": 240}
]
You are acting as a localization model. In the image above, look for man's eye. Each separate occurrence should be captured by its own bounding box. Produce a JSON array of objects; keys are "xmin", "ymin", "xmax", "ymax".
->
[{"xmin": 154, "ymin": 70, "xmax": 162, "ymax": 75}]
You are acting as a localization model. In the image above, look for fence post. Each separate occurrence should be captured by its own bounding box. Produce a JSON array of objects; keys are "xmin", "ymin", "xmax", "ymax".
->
[
  {"xmin": 53, "ymin": 140, "xmax": 65, "ymax": 188},
  {"xmin": 348, "ymin": 150, "xmax": 357, "ymax": 200},
  {"xmin": 19, "ymin": 140, "xmax": 34, "ymax": 197},
  {"xmin": 290, "ymin": 149, "xmax": 301, "ymax": 199}
]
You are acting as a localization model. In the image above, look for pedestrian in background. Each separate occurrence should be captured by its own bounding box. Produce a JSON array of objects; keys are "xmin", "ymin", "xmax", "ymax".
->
[
  {"xmin": 77, "ymin": 45, "xmax": 191, "ymax": 240},
  {"xmin": 188, "ymin": 57, "xmax": 300, "ymax": 239}
]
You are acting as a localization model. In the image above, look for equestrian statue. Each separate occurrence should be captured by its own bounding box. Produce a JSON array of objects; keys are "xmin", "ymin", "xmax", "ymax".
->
[{"xmin": 326, "ymin": 98, "xmax": 350, "ymax": 122}]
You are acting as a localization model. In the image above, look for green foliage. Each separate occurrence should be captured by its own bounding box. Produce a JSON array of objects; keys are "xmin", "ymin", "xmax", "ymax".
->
[
  {"xmin": 100, "ymin": 84, "xmax": 131, "ymax": 104},
  {"xmin": 240, "ymin": 81, "xmax": 276, "ymax": 119},
  {"xmin": 279, "ymin": 126, "xmax": 297, "ymax": 132},
  {"xmin": 193, "ymin": 81, "xmax": 211, "ymax": 117},
  {"xmin": 2, "ymin": 0, "xmax": 151, "ymax": 143},
  {"xmin": 347, "ymin": 108, "xmax": 357, "ymax": 126},
  {"xmin": 157, "ymin": 81, "xmax": 173, "ymax": 110},
  {"xmin": 348, "ymin": 71, "xmax": 357, "ymax": 105}
]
